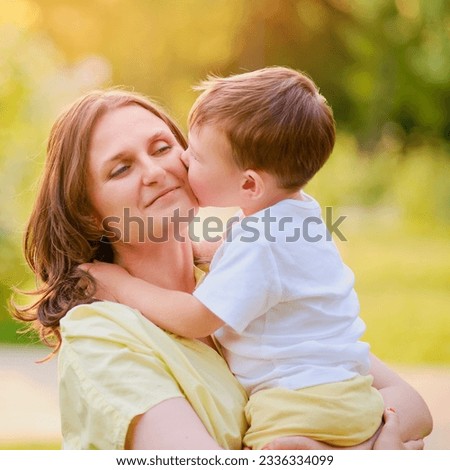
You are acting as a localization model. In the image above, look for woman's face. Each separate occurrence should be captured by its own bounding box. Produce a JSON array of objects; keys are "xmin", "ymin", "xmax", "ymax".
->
[{"xmin": 87, "ymin": 105, "xmax": 197, "ymax": 244}]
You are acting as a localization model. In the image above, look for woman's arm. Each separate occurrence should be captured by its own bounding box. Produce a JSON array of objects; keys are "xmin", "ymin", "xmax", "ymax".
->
[
  {"xmin": 125, "ymin": 397, "xmax": 223, "ymax": 450},
  {"xmin": 369, "ymin": 353, "xmax": 433, "ymax": 441}
]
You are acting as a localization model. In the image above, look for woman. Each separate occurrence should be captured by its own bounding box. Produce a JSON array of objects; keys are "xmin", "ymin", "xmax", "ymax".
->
[{"xmin": 13, "ymin": 89, "xmax": 432, "ymax": 449}]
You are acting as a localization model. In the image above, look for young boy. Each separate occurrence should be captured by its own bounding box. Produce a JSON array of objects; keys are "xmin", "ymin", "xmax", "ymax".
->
[{"xmin": 89, "ymin": 67, "xmax": 384, "ymax": 448}]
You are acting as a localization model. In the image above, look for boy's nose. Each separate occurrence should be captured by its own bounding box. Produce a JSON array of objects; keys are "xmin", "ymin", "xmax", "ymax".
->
[{"xmin": 180, "ymin": 149, "xmax": 190, "ymax": 169}]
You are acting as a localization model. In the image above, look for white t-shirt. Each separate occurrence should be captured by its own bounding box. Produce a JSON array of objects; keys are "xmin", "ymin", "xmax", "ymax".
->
[{"xmin": 194, "ymin": 193, "xmax": 370, "ymax": 395}]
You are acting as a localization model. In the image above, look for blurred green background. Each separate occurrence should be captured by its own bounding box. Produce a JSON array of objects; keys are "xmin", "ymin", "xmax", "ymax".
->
[{"xmin": 1, "ymin": 0, "xmax": 449, "ymax": 367}]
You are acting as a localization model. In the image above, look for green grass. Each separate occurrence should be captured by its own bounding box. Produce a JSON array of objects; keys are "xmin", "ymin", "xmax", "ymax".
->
[
  {"xmin": 0, "ymin": 305, "xmax": 41, "ymax": 346},
  {"xmin": 0, "ymin": 281, "xmax": 42, "ymax": 345},
  {"xmin": 340, "ymin": 223, "xmax": 450, "ymax": 365}
]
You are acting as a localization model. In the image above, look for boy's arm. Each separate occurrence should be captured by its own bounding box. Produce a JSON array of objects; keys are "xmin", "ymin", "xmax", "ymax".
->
[{"xmin": 82, "ymin": 262, "xmax": 224, "ymax": 338}]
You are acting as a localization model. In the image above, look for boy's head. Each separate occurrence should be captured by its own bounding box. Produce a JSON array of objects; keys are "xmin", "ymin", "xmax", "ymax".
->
[{"xmin": 188, "ymin": 66, "xmax": 335, "ymax": 194}]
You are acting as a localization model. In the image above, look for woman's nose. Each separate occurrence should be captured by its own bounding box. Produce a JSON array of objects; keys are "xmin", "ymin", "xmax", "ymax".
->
[{"xmin": 141, "ymin": 159, "xmax": 166, "ymax": 185}]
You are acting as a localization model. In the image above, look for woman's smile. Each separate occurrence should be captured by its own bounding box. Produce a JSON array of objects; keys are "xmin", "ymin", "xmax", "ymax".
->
[{"xmin": 144, "ymin": 186, "xmax": 181, "ymax": 208}]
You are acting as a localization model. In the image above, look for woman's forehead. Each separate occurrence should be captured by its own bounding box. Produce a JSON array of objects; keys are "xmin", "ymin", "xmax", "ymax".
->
[
  {"xmin": 95, "ymin": 104, "xmax": 164, "ymax": 132},
  {"xmin": 90, "ymin": 106, "xmax": 167, "ymax": 148}
]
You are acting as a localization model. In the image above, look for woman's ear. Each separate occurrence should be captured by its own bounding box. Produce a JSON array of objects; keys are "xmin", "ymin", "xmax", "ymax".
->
[{"xmin": 240, "ymin": 170, "xmax": 265, "ymax": 200}]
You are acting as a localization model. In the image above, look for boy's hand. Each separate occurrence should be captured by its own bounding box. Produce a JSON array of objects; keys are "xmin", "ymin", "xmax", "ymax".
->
[{"xmin": 79, "ymin": 261, "xmax": 131, "ymax": 302}]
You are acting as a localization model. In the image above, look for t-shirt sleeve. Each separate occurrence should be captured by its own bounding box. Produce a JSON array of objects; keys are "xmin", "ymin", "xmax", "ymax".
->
[
  {"xmin": 193, "ymin": 238, "xmax": 282, "ymax": 333},
  {"xmin": 59, "ymin": 302, "xmax": 184, "ymax": 449}
]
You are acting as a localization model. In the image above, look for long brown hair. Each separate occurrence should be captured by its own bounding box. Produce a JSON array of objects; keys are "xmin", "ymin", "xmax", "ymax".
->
[{"xmin": 11, "ymin": 89, "xmax": 187, "ymax": 352}]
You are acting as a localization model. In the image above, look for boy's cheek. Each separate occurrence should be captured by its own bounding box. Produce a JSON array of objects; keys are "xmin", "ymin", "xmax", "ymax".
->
[
  {"xmin": 179, "ymin": 151, "xmax": 190, "ymax": 168},
  {"xmin": 187, "ymin": 175, "xmax": 207, "ymax": 205},
  {"xmin": 187, "ymin": 171, "xmax": 199, "ymax": 190},
  {"xmin": 188, "ymin": 179, "xmax": 202, "ymax": 201}
]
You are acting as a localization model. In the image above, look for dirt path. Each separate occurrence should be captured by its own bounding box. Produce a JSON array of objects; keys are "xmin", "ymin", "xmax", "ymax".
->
[
  {"xmin": 0, "ymin": 346, "xmax": 59, "ymax": 446},
  {"xmin": 1, "ymin": 346, "xmax": 448, "ymax": 449}
]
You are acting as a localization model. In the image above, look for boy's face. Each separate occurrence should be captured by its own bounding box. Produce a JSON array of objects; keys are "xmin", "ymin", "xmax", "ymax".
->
[{"xmin": 182, "ymin": 124, "xmax": 243, "ymax": 207}]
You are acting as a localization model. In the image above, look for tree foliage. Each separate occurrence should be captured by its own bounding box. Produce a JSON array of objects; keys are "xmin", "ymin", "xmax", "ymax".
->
[
  {"xmin": 0, "ymin": 0, "xmax": 448, "ymax": 349},
  {"xmin": 29, "ymin": 0, "xmax": 450, "ymax": 146}
]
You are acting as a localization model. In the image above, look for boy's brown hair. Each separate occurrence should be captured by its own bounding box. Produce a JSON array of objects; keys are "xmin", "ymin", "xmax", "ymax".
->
[{"xmin": 189, "ymin": 66, "xmax": 335, "ymax": 190}]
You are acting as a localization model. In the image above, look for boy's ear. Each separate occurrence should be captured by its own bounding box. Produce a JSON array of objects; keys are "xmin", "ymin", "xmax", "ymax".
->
[{"xmin": 240, "ymin": 170, "xmax": 265, "ymax": 199}]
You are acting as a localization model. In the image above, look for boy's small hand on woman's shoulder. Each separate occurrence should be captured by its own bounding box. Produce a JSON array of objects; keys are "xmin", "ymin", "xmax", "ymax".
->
[{"xmin": 79, "ymin": 261, "xmax": 130, "ymax": 302}]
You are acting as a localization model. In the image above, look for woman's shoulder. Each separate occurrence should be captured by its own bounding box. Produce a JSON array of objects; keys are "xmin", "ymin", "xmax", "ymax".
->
[
  {"xmin": 60, "ymin": 300, "xmax": 215, "ymax": 359},
  {"xmin": 60, "ymin": 301, "xmax": 156, "ymax": 345},
  {"xmin": 62, "ymin": 300, "xmax": 140, "ymax": 326},
  {"xmin": 58, "ymin": 301, "xmax": 188, "ymax": 449},
  {"xmin": 63, "ymin": 300, "xmax": 140, "ymax": 322},
  {"xmin": 58, "ymin": 300, "xmax": 184, "ymax": 389}
]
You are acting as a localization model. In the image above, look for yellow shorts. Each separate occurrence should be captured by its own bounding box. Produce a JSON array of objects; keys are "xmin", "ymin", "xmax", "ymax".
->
[{"xmin": 244, "ymin": 375, "xmax": 384, "ymax": 449}]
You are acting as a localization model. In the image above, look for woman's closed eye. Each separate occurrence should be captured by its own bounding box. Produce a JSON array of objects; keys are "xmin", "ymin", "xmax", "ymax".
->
[
  {"xmin": 151, "ymin": 140, "xmax": 172, "ymax": 156},
  {"xmin": 107, "ymin": 139, "xmax": 175, "ymax": 179},
  {"xmin": 109, "ymin": 164, "xmax": 130, "ymax": 179},
  {"xmin": 154, "ymin": 145, "xmax": 172, "ymax": 155}
]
